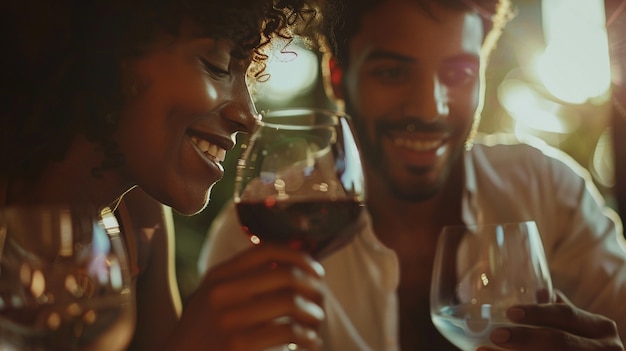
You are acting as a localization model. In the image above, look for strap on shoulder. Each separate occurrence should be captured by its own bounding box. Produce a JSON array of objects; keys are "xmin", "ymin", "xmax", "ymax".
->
[{"xmin": 113, "ymin": 199, "xmax": 141, "ymax": 277}]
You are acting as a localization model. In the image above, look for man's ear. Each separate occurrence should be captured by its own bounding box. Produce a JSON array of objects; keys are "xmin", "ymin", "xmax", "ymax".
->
[{"xmin": 321, "ymin": 53, "xmax": 345, "ymax": 101}]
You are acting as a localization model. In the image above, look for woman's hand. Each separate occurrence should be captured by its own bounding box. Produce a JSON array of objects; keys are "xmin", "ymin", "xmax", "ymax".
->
[
  {"xmin": 478, "ymin": 290, "xmax": 624, "ymax": 351},
  {"xmin": 166, "ymin": 245, "xmax": 326, "ymax": 351}
]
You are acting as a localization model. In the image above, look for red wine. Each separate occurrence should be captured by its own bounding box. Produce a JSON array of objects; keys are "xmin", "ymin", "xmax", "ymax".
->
[{"xmin": 236, "ymin": 199, "xmax": 366, "ymax": 259}]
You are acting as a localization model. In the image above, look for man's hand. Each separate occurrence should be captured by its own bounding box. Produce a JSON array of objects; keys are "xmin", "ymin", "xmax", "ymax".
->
[{"xmin": 477, "ymin": 290, "xmax": 624, "ymax": 351}]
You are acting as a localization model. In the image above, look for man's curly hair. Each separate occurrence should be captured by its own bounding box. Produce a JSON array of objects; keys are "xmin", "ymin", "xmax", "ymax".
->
[{"xmin": 0, "ymin": 0, "xmax": 322, "ymax": 180}]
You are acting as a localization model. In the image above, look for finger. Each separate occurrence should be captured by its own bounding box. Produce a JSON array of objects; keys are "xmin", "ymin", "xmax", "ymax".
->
[
  {"xmin": 207, "ymin": 244, "xmax": 325, "ymax": 282},
  {"xmin": 203, "ymin": 263, "xmax": 324, "ymax": 310},
  {"xmin": 216, "ymin": 292, "xmax": 325, "ymax": 332},
  {"xmin": 485, "ymin": 325, "xmax": 617, "ymax": 351},
  {"xmin": 508, "ymin": 294, "xmax": 618, "ymax": 339},
  {"xmin": 229, "ymin": 322, "xmax": 323, "ymax": 351}
]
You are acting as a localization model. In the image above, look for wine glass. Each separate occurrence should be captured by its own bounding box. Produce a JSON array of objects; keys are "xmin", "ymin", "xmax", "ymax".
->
[
  {"xmin": 0, "ymin": 204, "xmax": 134, "ymax": 351},
  {"xmin": 234, "ymin": 107, "xmax": 367, "ymax": 260},
  {"xmin": 430, "ymin": 221, "xmax": 553, "ymax": 351}
]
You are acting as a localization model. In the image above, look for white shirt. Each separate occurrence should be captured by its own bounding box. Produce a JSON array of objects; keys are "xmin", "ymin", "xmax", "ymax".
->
[{"xmin": 198, "ymin": 135, "xmax": 626, "ymax": 350}]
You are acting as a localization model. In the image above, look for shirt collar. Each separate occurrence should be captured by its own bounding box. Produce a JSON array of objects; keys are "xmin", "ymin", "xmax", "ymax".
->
[{"xmin": 462, "ymin": 150, "xmax": 479, "ymax": 225}]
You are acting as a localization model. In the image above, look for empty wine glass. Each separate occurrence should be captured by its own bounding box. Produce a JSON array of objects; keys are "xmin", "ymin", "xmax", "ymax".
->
[
  {"xmin": 430, "ymin": 221, "xmax": 553, "ymax": 351},
  {"xmin": 0, "ymin": 204, "xmax": 134, "ymax": 351},
  {"xmin": 234, "ymin": 107, "xmax": 367, "ymax": 259}
]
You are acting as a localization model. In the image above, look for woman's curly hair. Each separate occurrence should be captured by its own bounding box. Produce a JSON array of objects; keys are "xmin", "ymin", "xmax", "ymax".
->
[{"xmin": 0, "ymin": 0, "xmax": 323, "ymax": 180}]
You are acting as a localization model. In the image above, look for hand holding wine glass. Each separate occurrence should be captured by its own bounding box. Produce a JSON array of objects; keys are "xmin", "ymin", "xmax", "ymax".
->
[
  {"xmin": 430, "ymin": 221, "xmax": 553, "ymax": 351},
  {"xmin": 231, "ymin": 107, "xmax": 365, "ymax": 350},
  {"xmin": 234, "ymin": 107, "xmax": 367, "ymax": 259},
  {"xmin": 0, "ymin": 204, "xmax": 134, "ymax": 351}
]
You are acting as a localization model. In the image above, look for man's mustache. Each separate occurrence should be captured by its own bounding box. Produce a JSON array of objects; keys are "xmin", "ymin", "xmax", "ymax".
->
[{"xmin": 374, "ymin": 118, "xmax": 452, "ymax": 134}]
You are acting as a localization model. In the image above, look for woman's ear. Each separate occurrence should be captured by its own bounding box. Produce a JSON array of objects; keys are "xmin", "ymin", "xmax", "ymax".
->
[{"xmin": 321, "ymin": 53, "xmax": 345, "ymax": 101}]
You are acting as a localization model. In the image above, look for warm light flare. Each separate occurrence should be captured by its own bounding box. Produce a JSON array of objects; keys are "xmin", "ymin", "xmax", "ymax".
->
[
  {"xmin": 498, "ymin": 78, "xmax": 579, "ymax": 134},
  {"xmin": 254, "ymin": 37, "xmax": 319, "ymax": 104},
  {"xmin": 535, "ymin": 0, "xmax": 611, "ymax": 104}
]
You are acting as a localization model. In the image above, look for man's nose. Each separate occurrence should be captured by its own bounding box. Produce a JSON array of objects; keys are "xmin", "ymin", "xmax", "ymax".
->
[{"xmin": 403, "ymin": 76, "xmax": 450, "ymax": 122}]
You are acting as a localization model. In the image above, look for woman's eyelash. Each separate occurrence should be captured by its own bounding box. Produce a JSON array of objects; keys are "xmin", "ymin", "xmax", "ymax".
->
[{"xmin": 199, "ymin": 58, "xmax": 229, "ymax": 78}]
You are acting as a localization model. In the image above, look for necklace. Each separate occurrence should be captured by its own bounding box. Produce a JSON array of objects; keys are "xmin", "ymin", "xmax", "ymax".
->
[{"xmin": 108, "ymin": 195, "xmax": 124, "ymax": 213}]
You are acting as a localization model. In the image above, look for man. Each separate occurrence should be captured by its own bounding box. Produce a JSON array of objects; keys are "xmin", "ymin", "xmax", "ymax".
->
[{"xmin": 200, "ymin": 0, "xmax": 626, "ymax": 350}]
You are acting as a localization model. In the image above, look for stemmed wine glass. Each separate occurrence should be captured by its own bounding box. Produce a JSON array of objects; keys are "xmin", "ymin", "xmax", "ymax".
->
[
  {"xmin": 430, "ymin": 221, "xmax": 553, "ymax": 351},
  {"xmin": 234, "ymin": 107, "xmax": 367, "ymax": 260},
  {"xmin": 0, "ymin": 204, "xmax": 134, "ymax": 351}
]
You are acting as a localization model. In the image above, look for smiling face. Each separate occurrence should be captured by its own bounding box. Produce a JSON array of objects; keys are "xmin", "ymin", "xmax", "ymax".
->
[
  {"xmin": 115, "ymin": 23, "xmax": 257, "ymax": 215},
  {"xmin": 333, "ymin": 0, "xmax": 484, "ymax": 201}
]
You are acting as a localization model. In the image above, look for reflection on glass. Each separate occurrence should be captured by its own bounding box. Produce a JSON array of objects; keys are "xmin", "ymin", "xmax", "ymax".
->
[{"xmin": 0, "ymin": 205, "xmax": 134, "ymax": 351}]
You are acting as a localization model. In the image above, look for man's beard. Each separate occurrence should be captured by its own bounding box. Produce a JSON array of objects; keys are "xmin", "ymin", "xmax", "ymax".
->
[{"xmin": 344, "ymin": 100, "xmax": 452, "ymax": 202}]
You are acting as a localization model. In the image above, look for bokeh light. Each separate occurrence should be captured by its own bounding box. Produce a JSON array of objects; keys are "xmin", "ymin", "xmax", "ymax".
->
[
  {"xmin": 534, "ymin": 0, "xmax": 611, "ymax": 104},
  {"xmin": 498, "ymin": 77, "xmax": 580, "ymax": 135},
  {"xmin": 253, "ymin": 37, "xmax": 319, "ymax": 105}
]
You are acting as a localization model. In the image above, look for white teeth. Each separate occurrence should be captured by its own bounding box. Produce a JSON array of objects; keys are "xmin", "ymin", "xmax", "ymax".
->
[
  {"xmin": 394, "ymin": 137, "xmax": 443, "ymax": 151},
  {"xmin": 207, "ymin": 144, "xmax": 218, "ymax": 158},
  {"xmin": 216, "ymin": 148, "xmax": 226, "ymax": 161},
  {"xmin": 190, "ymin": 136, "xmax": 226, "ymax": 162}
]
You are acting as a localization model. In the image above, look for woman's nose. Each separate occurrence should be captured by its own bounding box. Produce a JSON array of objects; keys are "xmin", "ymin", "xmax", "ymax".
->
[
  {"xmin": 222, "ymin": 88, "xmax": 259, "ymax": 133},
  {"xmin": 404, "ymin": 76, "xmax": 450, "ymax": 122}
]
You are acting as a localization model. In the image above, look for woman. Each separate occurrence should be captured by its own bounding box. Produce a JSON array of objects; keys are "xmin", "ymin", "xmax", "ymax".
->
[{"xmin": 0, "ymin": 0, "xmax": 326, "ymax": 350}]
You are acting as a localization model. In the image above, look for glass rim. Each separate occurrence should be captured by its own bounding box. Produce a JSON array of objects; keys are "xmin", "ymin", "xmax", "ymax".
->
[
  {"xmin": 258, "ymin": 107, "xmax": 347, "ymax": 130},
  {"xmin": 441, "ymin": 220, "xmax": 537, "ymax": 230}
]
